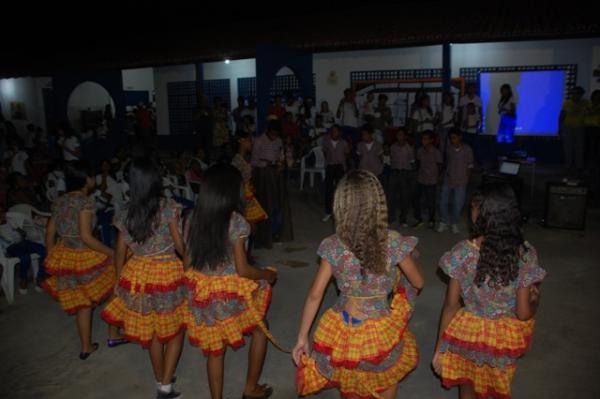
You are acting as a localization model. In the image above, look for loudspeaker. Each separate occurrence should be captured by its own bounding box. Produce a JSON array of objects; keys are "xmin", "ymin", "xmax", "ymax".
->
[{"xmin": 544, "ymin": 182, "xmax": 588, "ymax": 230}]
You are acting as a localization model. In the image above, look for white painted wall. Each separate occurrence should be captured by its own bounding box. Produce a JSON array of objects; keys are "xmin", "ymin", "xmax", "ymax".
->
[
  {"xmin": 451, "ymin": 38, "xmax": 600, "ymax": 92},
  {"xmin": 67, "ymin": 81, "xmax": 115, "ymax": 131},
  {"xmin": 122, "ymin": 67, "xmax": 155, "ymax": 102},
  {"xmin": 0, "ymin": 77, "xmax": 51, "ymax": 134},
  {"xmin": 314, "ymin": 46, "xmax": 443, "ymax": 107},
  {"xmin": 203, "ymin": 58, "xmax": 256, "ymax": 107},
  {"xmin": 153, "ymin": 64, "xmax": 196, "ymax": 135}
]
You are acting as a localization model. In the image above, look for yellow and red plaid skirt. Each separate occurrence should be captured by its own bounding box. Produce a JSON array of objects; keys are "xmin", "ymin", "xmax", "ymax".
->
[
  {"xmin": 101, "ymin": 253, "xmax": 186, "ymax": 348},
  {"xmin": 437, "ymin": 308, "xmax": 535, "ymax": 399},
  {"xmin": 297, "ymin": 287, "xmax": 418, "ymax": 399},
  {"xmin": 42, "ymin": 242, "xmax": 115, "ymax": 314},
  {"xmin": 184, "ymin": 270, "xmax": 272, "ymax": 356},
  {"xmin": 243, "ymin": 181, "xmax": 268, "ymax": 224}
]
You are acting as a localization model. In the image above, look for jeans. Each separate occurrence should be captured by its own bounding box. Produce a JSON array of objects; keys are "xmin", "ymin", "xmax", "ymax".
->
[
  {"xmin": 414, "ymin": 183, "xmax": 437, "ymax": 222},
  {"xmin": 386, "ymin": 169, "xmax": 415, "ymax": 223},
  {"xmin": 324, "ymin": 164, "xmax": 345, "ymax": 214},
  {"xmin": 439, "ymin": 183, "xmax": 467, "ymax": 225},
  {"xmin": 6, "ymin": 240, "xmax": 47, "ymax": 281}
]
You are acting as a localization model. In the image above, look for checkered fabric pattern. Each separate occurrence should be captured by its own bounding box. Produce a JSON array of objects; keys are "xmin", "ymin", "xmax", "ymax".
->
[
  {"xmin": 42, "ymin": 244, "xmax": 115, "ymax": 314},
  {"xmin": 297, "ymin": 331, "xmax": 418, "ymax": 399},
  {"xmin": 243, "ymin": 181, "xmax": 268, "ymax": 224},
  {"xmin": 101, "ymin": 254, "xmax": 186, "ymax": 347},
  {"xmin": 442, "ymin": 309, "xmax": 535, "ymax": 358},
  {"xmin": 185, "ymin": 271, "xmax": 272, "ymax": 356},
  {"xmin": 439, "ymin": 351, "xmax": 516, "ymax": 399},
  {"xmin": 312, "ymin": 292, "xmax": 413, "ymax": 368}
]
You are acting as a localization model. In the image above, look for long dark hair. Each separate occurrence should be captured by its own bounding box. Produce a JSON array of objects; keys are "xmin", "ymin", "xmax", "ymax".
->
[
  {"xmin": 187, "ymin": 164, "xmax": 242, "ymax": 270},
  {"xmin": 499, "ymin": 84, "xmax": 513, "ymax": 106},
  {"xmin": 65, "ymin": 160, "xmax": 94, "ymax": 192},
  {"xmin": 470, "ymin": 183, "xmax": 526, "ymax": 288},
  {"xmin": 125, "ymin": 157, "xmax": 164, "ymax": 243}
]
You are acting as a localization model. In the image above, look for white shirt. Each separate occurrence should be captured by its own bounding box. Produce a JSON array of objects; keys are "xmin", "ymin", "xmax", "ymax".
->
[
  {"xmin": 299, "ymin": 106, "xmax": 317, "ymax": 127},
  {"xmin": 62, "ymin": 137, "xmax": 80, "ymax": 161},
  {"xmin": 459, "ymin": 95, "xmax": 482, "ymax": 123},
  {"xmin": 11, "ymin": 151, "xmax": 29, "ymax": 175},
  {"xmin": 46, "ymin": 171, "xmax": 66, "ymax": 201},
  {"xmin": 412, "ymin": 108, "xmax": 434, "ymax": 133},
  {"xmin": 95, "ymin": 174, "xmax": 123, "ymax": 211},
  {"xmin": 362, "ymin": 101, "xmax": 376, "ymax": 119},
  {"xmin": 459, "ymin": 95, "xmax": 482, "ymax": 109},
  {"xmin": 440, "ymin": 104, "xmax": 456, "ymax": 127},
  {"xmin": 465, "ymin": 114, "xmax": 480, "ymax": 134},
  {"xmin": 0, "ymin": 223, "xmax": 22, "ymax": 245},
  {"xmin": 366, "ymin": 142, "xmax": 374, "ymax": 151},
  {"xmin": 285, "ymin": 103, "xmax": 300, "ymax": 116},
  {"xmin": 498, "ymin": 99, "xmax": 516, "ymax": 115},
  {"xmin": 319, "ymin": 111, "xmax": 335, "ymax": 128},
  {"xmin": 340, "ymin": 102, "xmax": 359, "ymax": 128}
]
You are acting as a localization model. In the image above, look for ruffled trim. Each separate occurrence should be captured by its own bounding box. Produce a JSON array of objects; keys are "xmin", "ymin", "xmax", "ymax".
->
[
  {"xmin": 42, "ymin": 266, "xmax": 115, "ymax": 314},
  {"xmin": 118, "ymin": 277, "xmax": 187, "ymax": 294},
  {"xmin": 438, "ymin": 351, "xmax": 516, "ymax": 399},
  {"xmin": 186, "ymin": 272, "xmax": 261, "ymax": 306},
  {"xmin": 44, "ymin": 244, "xmax": 111, "ymax": 277},
  {"xmin": 297, "ymin": 331, "xmax": 418, "ymax": 399},
  {"xmin": 185, "ymin": 270, "xmax": 273, "ymax": 355},
  {"xmin": 101, "ymin": 300, "xmax": 186, "ymax": 348},
  {"xmin": 441, "ymin": 309, "xmax": 534, "ymax": 359},
  {"xmin": 312, "ymin": 290, "xmax": 412, "ymax": 369},
  {"xmin": 117, "ymin": 254, "xmax": 185, "ymax": 295}
]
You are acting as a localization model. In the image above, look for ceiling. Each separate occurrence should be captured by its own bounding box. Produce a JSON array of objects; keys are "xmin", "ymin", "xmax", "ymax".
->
[{"xmin": 2, "ymin": 3, "xmax": 598, "ymax": 77}]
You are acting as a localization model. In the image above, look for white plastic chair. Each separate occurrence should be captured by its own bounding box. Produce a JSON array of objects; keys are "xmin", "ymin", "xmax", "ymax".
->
[
  {"xmin": 0, "ymin": 249, "xmax": 40, "ymax": 304},
  {"xmin": 164, "ymin": 175, "xmax": 194, "ymax": 202},
  {"xmin": 300, "ymin": 146, "xmax": 326, "ymax": 190},
  {"xmin": 5, "ymin": 207, "xmax": 49, "ymax": 245}
]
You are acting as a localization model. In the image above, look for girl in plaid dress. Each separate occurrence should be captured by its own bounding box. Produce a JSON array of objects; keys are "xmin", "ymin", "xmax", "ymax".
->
[
  {"xmin": 184, "ymin": 164, "xmax": 277, "ymax": 399},
  {"xmin": 101, "ymin": 158, "xmax": 187, "ymax": 399},
  {"xmin": 43, "ymin": 161, "xmax": 122, "ymax": 360},
  {"xmin": 293, "ymin": 170, "xmax": 424, "ymax": 399},
  {"xmin": 432, "ymin": 183, "xmax": 546, "ymax": 399}
]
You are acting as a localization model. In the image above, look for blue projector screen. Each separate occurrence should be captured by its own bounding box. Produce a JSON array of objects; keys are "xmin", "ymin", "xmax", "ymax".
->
[{"xmin": 480, "ymin": 70, "xmax": 566, "ymax": 136}]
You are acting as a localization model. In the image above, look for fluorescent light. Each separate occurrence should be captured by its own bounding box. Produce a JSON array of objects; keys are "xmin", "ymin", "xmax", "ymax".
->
[{"xmin": 224, "ymin": 59, "xmax": 230, "ymax": 64}]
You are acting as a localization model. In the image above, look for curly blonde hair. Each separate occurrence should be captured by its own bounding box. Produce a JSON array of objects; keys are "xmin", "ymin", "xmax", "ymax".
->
[{"xmin": 333, "ymin": 170, "xmax": 389, "ymax": 276}]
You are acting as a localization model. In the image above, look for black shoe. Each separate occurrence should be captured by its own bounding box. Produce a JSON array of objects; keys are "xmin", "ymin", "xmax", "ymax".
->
[
  {"xmin": 79, "ymin": 343, "xmax": 99, "ymax": 360},
  {"xmin": 156, "ymin": 388, "xmax": 182, "ymax": 399}
]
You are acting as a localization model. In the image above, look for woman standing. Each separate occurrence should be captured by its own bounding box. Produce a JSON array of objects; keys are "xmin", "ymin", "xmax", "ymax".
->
[{"xmin": 497, "ymin": 84, "xmax": 517, "ymax": 144}]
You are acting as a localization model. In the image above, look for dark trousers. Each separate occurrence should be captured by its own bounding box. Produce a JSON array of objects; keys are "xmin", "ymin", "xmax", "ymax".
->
[
  {"xmin": 386, "ymin": 169, "xmax": 415, "ymax": 223},
  {"xmin": 97, "ymin": 210, "xmax": 115, "ymax": 247},
  {"xmin": 7, "ymin": 240, "xmax": 47, "ymax": 281},
  {"xmin": 252, "ymin": 166, "xmax": 294, "ymax": 249},
  {"xmin": 324, "ymin": 164, "xmax": 345, "ymax": 214},
  {"xmin": 414, "ymin": 183, "xmax": 437, "ymax": 222}
]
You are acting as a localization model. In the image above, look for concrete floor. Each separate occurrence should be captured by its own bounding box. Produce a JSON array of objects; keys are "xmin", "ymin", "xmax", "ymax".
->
[{"xmin": 1, "ymin": 173, "xmax": 599, "ymax": 399}]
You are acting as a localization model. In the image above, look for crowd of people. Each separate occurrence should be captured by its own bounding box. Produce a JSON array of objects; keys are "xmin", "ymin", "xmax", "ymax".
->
[
  {"xmin": 3, "ymin": 152, "xmax": 544, "ymax": 399},
  {"xmin": 1, "ymin": 82, "xmax": 590, "ymax": 399}
]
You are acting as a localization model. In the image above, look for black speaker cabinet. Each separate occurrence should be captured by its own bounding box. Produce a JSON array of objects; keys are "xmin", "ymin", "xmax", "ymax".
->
[{"xmin": 544, "ymin": 182, "xmax": 588, "ymax": 230}]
